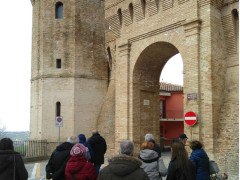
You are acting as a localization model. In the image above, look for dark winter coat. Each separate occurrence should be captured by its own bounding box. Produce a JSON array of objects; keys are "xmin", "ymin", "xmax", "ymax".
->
[
  {"xmin": 78, "ymin": 134, "xmax": 94, "ymax": 163},
  {"xmin": 149, "ymin": 139, "xmax": 161, "ymax": 157},
  {"xmin": 87, "ymin": 133, "xmax": 107, "ymax": 165},
  {"xmin": 0, "ymin": 150, "xmax": 28, "ymax": 180},
  {"xmin": 46, "ymin": 142, "xmax": 74, "ymax": 180},
  {"xmin": 166, "ymin": 158, "xmax": 196, "ymax": 180},
  {"xmin": 98, "ymin": 154, "xmax": 150, "ymax": 180},
  {"xmin": 190, "ymin": 149, "xmax": 211, "ymax": 180},
  {"xmin": 65, "ymin": 156, "xmax": 97, "ymax": 180}
]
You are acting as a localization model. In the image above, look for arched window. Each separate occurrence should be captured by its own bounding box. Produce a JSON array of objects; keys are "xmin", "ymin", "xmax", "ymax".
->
[
  {"xmin": 129, "ymin": 3, "xmax": 134, "ymax": 22},
  {"xmin": 118, "ymin": 8, "xmax": 123, "ymax": 26},
  {"xmin": 56, "ymin": 2, "xmax": 63, "ymax": 19},
  {"xmin": 141, "ymin": 0, "xmax": 146, "ymax": 17},
  {"xmin": 232, "ymin": 9, "xmax": 239, "ymax": 47},
  {"xmin": 56, "ymin": 102, "xmax": 61, "ymax": 116}
]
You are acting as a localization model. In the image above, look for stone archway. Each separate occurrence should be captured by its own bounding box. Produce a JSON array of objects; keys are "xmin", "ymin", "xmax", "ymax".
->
[{"xmin": 131, "ymin": 42, "xmax": 180, "ymax": 151}]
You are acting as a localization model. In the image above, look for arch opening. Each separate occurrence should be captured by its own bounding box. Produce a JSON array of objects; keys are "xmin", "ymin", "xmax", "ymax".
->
[
  {"xmin": 159, "ymin": 54, "xmax": 184, "ymax": 148},
  {"xmin": 132, "ymin": 42, "xmax": 182, "ymax": 147}
]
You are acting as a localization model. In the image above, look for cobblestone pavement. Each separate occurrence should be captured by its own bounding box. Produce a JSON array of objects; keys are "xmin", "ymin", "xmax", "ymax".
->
[{"xmin": 25, "ymin": 151, "xmax": 171, "ymax": 180}]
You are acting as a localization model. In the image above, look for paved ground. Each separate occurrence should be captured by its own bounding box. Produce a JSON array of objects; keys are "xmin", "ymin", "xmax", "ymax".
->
[
  {"xmin": 26, "ymin": 160, "xmax": 47, "ymax": 180},
  {"xmin": 25, "ymin": 151, "xmax": 171, "ymax": 180}
]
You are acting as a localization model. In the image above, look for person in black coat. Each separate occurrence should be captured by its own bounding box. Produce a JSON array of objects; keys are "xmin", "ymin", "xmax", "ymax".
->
[
  {"xmin": 87, "ymin": 130, "xmax": 107, "ymax": 174},
  {"xmin": 167, "ymin": 141, "xmax": 196, "ymax": 180},
  {"xmin": 0, "ymin": 138, "xmax": 28, "ymax": 180},
  {"xmin": 45, "ymin": 135, "xmax": 79, "ymax": 180}
]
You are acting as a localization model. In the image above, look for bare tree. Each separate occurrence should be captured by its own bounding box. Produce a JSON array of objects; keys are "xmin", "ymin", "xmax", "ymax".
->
[{"xmin": 0, "ymin": 119, "xmax": 7, "ymax": 139}]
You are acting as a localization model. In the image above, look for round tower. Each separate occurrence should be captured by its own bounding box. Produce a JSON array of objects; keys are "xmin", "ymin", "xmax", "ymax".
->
[{"xmin": 30, "ymin": 0, "xmax": 107, "ymax": 142}]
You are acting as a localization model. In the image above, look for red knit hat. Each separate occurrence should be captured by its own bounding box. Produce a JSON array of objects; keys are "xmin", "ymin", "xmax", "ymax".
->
[{"xmin": 70, "ymin": 143, "xmax": 86, "ymax": 157}]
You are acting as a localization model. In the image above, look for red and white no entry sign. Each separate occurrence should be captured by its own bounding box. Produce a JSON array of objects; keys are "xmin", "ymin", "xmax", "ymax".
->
[{"xmin": 184, "ymin": 111, "xmax": 197, "ymax": 126}]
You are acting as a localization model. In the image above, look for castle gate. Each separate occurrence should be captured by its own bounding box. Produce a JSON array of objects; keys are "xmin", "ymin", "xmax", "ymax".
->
[{"xmin": 104, "ymin": 1, "xmax": 238, "ymax": 178}]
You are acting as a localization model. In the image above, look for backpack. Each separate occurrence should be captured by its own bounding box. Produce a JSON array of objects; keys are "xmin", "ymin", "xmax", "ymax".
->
[{"xmin": 85, "ymin": 144, "xmax": 91, "ymax": 161}]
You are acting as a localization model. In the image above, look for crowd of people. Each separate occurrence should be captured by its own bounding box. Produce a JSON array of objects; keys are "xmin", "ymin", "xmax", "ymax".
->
[
  {"xmin": 0, "ymin": 130, "xmax": 216, "ymax": 180},
  {"xmin": 45, "ymin": 131, "xmax": 212, "ymax": 180}
]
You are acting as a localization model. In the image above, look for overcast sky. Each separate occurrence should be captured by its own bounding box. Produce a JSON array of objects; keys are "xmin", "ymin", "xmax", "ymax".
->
[
  {"xmin": 0, "ymin": 1, "xmax": 183, "ymax": 132},
  {"xmin": 0, "ymin": 1, "xmax": 32, "ymax": 131}
]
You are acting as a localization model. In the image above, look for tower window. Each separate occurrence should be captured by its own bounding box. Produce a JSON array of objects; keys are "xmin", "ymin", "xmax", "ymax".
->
[
  {"xmin": 107, "ymin": 47, "xmax": 112, "ymax": 86},
  {"xmin": 141, "ymin": 0, "xmax": 146, "ymax": 17},
  {"xmin": 232, "ymin": 9, "xmax": 239, "ymax": 48},
  {"xmin": 129, "ymin": 3, "xmax": 134, "ymax": 22},
  {"xmin": 56, "ymin": 2, "xmax": 63, "ymax": 19},
  {"xmin": 56, "ymin": 59, "xmax": 61, "ymax": 69},
  {"xmin": 56, "ymin": 102, "xmax": 61, "ymax": 117},
  {"xmin": 118, "ymin": 8, "xmax": 123, "ymax": 26}
]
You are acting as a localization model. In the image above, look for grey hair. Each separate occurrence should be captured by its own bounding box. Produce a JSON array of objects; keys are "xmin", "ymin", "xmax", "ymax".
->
[
  {"xmin": 67, "ymin": 136, "xmax": 79, "ymax": 144},
  {"xmin": 145, "ymin": 134, "xmax": 154, "ymax": 141},
  {"xmin": 120, "ymin": 140, "xmax": 134, "ymax": 156}
]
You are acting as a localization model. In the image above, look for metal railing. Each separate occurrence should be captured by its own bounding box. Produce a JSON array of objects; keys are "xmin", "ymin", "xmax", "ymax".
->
[
  {"xmin": 160, "ymin": 110, "xmax": 184, "ymax": 119},
  {"xmin": 160, "ymin": 137, "xmax": 178, "ymax": 151},
  {"xmin": 13, "ymin": 140, "xmax": 47, "ymax": 159}
]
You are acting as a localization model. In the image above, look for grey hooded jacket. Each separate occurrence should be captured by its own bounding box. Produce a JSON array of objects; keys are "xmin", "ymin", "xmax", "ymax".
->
[{"xmin": 139, "ymin": 149, "xmax": 167, "ymax": 180}]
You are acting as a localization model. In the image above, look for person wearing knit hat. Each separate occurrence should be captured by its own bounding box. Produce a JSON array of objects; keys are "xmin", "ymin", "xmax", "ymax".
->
[
  {"xmin": 65, "ymin": 143, "xmax": 97, "ymax": 180},
  {"xmin": 70, "ymin": 143, "xmax": 86, "ymax": 157}
]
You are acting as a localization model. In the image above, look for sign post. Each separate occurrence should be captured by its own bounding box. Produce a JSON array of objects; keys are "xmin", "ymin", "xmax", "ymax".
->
[
  {"xmin": 56, "ymin": 116, "xmax": 63, "ymax": 145},
  {"xmin": 184, "ymin": 111, "xmax": 197, "ymax": 126}
]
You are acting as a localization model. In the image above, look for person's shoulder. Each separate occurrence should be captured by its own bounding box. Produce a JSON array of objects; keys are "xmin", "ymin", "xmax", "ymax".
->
[
  {"xmin": 99, "ymin": 164, "xmax": 111, "ymax": 174},
  {"xmin": 132, "ymin": 167, "xmax": 150, "ymax": 179}
]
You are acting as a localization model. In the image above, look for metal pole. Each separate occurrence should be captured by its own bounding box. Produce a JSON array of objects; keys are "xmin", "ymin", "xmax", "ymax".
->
[{"xmin": 58, "ymin": 127, "xmax": 60, "ymax": 145}]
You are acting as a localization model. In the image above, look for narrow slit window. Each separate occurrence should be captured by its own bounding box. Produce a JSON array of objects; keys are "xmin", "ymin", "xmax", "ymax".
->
[
  {"xmin": 118, "ymin": 8, "xmax": 123, "ymax": 26},
  {"xmin": 56, "ymin": 102, "xmax": 61, "ymax": 117},
  {"xmin": 155, "ymin": 0, "xmax": 159, "ymax": 12},
  {"xmin": 107, "ymin": 47, "xmax": 112, "ymax": 86},
  {"xmin": 141, "ymin": 0, "xmax": 146, "ymax": 17},
  {"xmin": 129, "ymin": 3, "xmax": 134, "ymax": 22},
  {"xmin": 56, "ymin": 2, "xmax": 63, "ymax": 19},
  {"xmin": 56, "ymin": 59, "xmax": 61, "ymax": 69},
  {"xmin": 232, "ymin": 9, "xmax": 239, "ymax": 47}
]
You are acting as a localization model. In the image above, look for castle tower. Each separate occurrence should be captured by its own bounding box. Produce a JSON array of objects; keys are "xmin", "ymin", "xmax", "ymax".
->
[{"xmin": 29, "ymin": 0, "xmax": 107, "ymax": 141}]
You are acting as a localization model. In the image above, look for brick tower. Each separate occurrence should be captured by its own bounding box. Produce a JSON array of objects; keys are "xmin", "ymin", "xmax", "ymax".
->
[{"xmin": 29, "ymin": 0, "xmax": 107, "ymax": 142}]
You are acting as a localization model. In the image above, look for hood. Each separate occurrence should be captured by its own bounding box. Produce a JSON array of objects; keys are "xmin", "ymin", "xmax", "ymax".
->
[
  {"xmin": 191, "ymin": 149, "xmax": 209, "ymax": 160},
  {"xmin": 139, "ymin": 149, "xmax": 158, "ymax": 160},
  {"xmin": 107, "ymin": 154, "xmax": 142, "ymax": 176},
  {"xmin": 0, "ymin": 150, "xmax": 19, "ymax": 171},
  {"xmin": 56, "ymin": 142, "xmax": 73, "ymax": 151},
  {"xmin": 67, "ymin": 156, "xmax": 88, "ymax": 173},
  {"xmin": 78, "ymin": 134, "xmax": 86, "ymax": 143}
]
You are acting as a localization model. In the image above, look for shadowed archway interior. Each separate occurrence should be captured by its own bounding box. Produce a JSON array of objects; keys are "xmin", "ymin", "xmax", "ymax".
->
[{"xmin": 132, "ymin": 41, "xmax": 180, "ymax": 146}]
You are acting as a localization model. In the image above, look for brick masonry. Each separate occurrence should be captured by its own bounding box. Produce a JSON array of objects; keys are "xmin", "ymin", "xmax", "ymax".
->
[{"xmin": 30, "ymin": 0, "xmax": 239, "ymax": 179}]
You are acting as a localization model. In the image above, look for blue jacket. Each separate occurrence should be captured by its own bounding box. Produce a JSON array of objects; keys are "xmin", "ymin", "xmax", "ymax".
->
[
  {"xmin": 78, "ymin": 134, "xmax": 94, "ymax": 163},
  {"xmin": 190, "ymin": 149, "xmax": 210, "ymax": 180}
]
